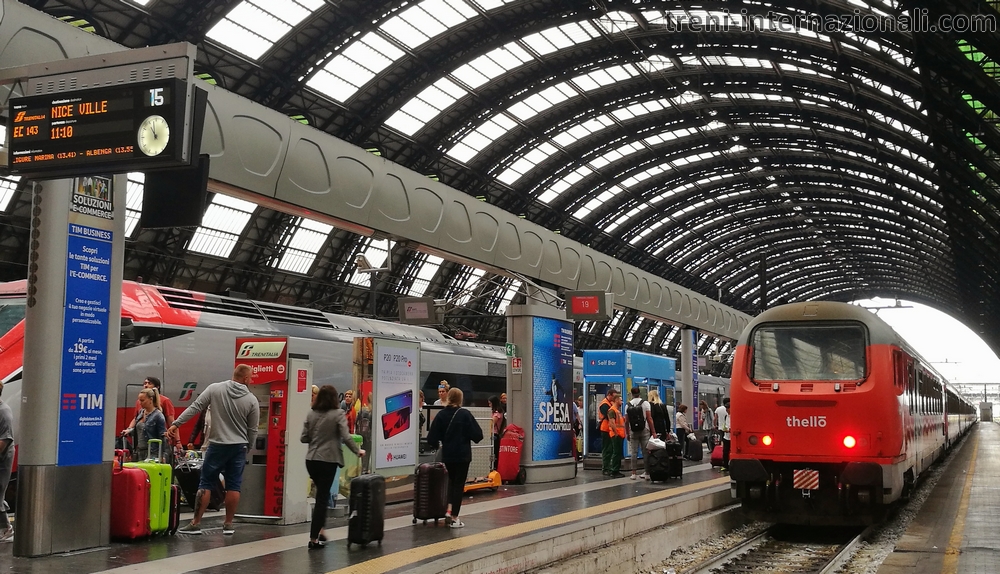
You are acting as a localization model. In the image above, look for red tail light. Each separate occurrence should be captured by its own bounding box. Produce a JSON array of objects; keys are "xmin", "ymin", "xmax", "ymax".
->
[{"xmin": 843, "ymin": 435, "xmax": 857, "ymax": 448}]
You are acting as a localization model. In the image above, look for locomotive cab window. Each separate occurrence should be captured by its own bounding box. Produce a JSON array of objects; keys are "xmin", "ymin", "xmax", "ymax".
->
[{"xmin": 750, "ymin": 323, "xmax": 867, "ymax": 383}]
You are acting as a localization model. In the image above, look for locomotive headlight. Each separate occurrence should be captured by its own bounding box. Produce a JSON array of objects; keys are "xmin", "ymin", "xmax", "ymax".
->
[
  {"xmin": 762, "ymin": 434, "xmax": 773, "ymax": 446},
  {"xmin": 843, "ymin": 435, "xmax": 857, "ymax": 448}
]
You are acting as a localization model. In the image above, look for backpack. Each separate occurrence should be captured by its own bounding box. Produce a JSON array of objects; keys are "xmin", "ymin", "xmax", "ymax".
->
[
  {"xmin": 356, "ymin": 408, "xmax": 372, "ymax": 438},
  {"xmin": 626, "ymin": 399, "xmax": 647, "ymax": 433}
]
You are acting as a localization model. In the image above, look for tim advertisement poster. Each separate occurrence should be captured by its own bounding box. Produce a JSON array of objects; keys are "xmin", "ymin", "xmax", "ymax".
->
[{"xmin": 532, "ymin": 317, "xmax": 574, "ymax": 460}]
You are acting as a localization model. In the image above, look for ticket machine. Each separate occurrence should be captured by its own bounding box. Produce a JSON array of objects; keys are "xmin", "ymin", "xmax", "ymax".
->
[{"xmin": 233, "ymin": 337, "xmax": 310, "ymax": 525}]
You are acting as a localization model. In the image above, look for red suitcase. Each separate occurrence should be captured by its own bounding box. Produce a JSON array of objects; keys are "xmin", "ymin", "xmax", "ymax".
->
[
  {"xmin": 711, "ymin": 445, "xmax": 724, "ymax": 468},
  {"xmin": 412, "ymin": 462, "xmax": 449, "ymax": 524},
  {"xmin": 110, "ymin": 464, "xmax": 151, "ymax": 540},
  {"xmin": 498, "ymin": 425, "xmax": 526, "ymax": 484}
]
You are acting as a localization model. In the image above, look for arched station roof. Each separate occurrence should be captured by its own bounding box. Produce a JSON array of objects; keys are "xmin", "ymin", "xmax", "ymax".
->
[{"xmin": 4, "ymin": 0, "xmax": 1000, "ymax": 359}]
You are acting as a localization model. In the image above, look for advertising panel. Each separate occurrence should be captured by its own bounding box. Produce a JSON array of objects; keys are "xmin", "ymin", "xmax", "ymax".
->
[
  {"xmin": 532, "ymin": 317, "xmax": 574, "ymax": 461},
  {"xmin": 234, "ymin": 337, "xmax": 288, "ymax": 384},
  {"xmin": 57, "ymin": 221, "xmax": 113, "ymax": 465},
  {"xmin": 373, "ymin": 340, "xmax": 420, "ymax": 472},
  {"xmin": 690, "ymin": 330, "xmax": 699, "ymax": 429}
]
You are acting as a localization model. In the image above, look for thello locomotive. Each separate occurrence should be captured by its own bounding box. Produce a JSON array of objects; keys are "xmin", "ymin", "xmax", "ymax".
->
[{"xmin": 728, "ymin": 301, "xmax": 976, "ymax": 525}]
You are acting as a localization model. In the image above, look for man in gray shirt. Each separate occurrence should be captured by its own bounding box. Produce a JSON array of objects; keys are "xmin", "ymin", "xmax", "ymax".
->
[
  {"xmin": 0, "ymin": 381, "xmax": 13, "ymax": 542},
  {"xmin": 168, "ymin": 364, "xmax": 260, "ymax": 535}
]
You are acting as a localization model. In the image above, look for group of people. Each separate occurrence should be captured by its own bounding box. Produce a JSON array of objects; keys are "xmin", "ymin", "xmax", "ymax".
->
[{"xmin": 596, "ymin": 387, "xmax": 732, "ymax": 477}]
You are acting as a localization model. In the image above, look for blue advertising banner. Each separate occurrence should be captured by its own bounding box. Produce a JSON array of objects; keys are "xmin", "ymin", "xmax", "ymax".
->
[
  {"xmin": 690, "ymin": 330, "xmax": 699, "ymax": 430},
  {"xmin": 58, "ymin": 222, "xmax": 113, "ymax": 466},
  {"xmin": 532, "ymin": 317, "xmax": 574, "ymax": 460}
]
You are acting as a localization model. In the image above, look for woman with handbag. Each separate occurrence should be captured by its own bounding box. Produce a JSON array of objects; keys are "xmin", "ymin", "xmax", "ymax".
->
[
  {"xmin": 301, "ymin": 385, "xmax": 364, "ymax": 549},
  {"xmin": 426, "ymin": 388, "xmax": 483, "ymax": 528}
]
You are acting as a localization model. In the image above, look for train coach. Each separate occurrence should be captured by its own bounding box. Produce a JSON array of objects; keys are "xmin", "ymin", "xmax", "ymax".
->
[
  {"xmin": 0, "ymin": 279, "xmax": 507, "ymax": 505},
  {"xmin": 728, "ymin": 301, "xmax": 976, "ymax": 525}
]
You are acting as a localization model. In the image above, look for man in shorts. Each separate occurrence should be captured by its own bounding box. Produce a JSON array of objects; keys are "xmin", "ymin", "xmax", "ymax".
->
[{"xmin": 168, "ymin": 364, "xmax": 260, "ymax": 535}]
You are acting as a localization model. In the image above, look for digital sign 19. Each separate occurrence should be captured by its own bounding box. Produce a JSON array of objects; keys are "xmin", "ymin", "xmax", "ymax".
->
[{"xmin": 6, "ymin": 78, "xmax": 188, "ymax": 178}]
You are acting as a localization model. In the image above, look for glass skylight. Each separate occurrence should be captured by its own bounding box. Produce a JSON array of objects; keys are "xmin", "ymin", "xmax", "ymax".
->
[
  {"xmin": 452, "ymin": 267, "xmax": 486, "ymax": 306},
  {"xmin": 124, "ymin": 172, "xmax": 144, "ymax": 238},
  {"xmin": 0, "ymin": 173, "xmax": 19, "ymax": 214},
  {"xmin": 408, "ymin": 255, "xmax": 444, "ymax": 297},
  {"xmin": 496, "ymin": 279, "xmax": 522, "ymax": 314},
  {"xmin": 206, "ymin": 0, "xmax": 324, "ymax": 60},
  {"xmin": 187, "ymin": 194, "xmax": 257, "ymax": 258},
  {"xmin": 275, "ymin": 217, "xmax": 333, "ymax": 274}
]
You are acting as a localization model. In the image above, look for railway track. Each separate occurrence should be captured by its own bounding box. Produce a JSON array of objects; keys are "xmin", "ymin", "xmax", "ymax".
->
[{"xmin": 688, "ymin": 524, "xmax": 870, "ymax": 574}]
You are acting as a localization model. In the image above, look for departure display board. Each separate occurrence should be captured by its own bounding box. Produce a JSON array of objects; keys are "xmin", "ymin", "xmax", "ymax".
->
[{"xmin": 6, "ymin": 78, "xmax": 188, "ymax": 178}]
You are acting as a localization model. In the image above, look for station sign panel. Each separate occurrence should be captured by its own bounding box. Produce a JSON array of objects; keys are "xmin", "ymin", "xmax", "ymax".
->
[
  {"xmin": 7, "ymin": 78, "xmax": 189, "ymax": 178},
  {"xmin": 565, "ymin": 290, "xmax": 614, "ymax": 321}
]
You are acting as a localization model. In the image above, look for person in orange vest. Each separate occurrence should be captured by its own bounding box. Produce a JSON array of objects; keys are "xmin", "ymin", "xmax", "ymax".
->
[
  {"xmin": 597, "ymin": 388, "xmax": 619, "ymax": 475},
  {"xmin": 606, "ymin": 393, "xmax": 626, "ymax": 478}
]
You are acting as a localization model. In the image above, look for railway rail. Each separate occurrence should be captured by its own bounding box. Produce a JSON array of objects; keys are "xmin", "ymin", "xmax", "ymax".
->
[{"xmin": 688, "ymin": 524, "xmax": 870, "ymax": 574}]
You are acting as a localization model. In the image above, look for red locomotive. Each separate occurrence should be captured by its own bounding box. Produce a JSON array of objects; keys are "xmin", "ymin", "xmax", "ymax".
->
[{"xmin": 728, "ymin": 301, "xmax": 977, "ymax": 525}]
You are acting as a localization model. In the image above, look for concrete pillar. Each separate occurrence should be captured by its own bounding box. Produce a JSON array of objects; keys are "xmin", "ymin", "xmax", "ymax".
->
[
  {"xmin": 15, "ymin": 175, "xmax": 125, "ymax": 556},
  {"xmin": 505, "ymin": 291, "xmax": 576, "ymax": 483},
  {"xmin": 679, "ymin": 328, "xmax": 699, "ymax": 429}
]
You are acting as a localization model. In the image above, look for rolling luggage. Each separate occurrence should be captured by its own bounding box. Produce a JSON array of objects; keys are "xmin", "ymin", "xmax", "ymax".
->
[
  {"xmin": 647, "ymin": 448, "xmax": 672, "ymax": 483},
  {"xmin": 110, "ymin": 455, "xmax": 152, "ymax": 540},
  {"xmin": 347, "ymin": 473, "xmax": 386, "ymax": 548},
  {"xmin": 413, "ymin": 462, "xmax": 449, "ymax": 524},
  {"xmin": 686, "ymin": 435, "xmax": 704, "ymax": 461},
  {"xmin": 711, "ymin": 445, "xmax": 724, "ymax": 468},
  {"xmin": 167, "ymin": 484, "xmax": 181, "ymax": 535},
  {"xmin": 666, "ymin": 442, "xmax": 683, "ymax": 478},
  {"xmin": 124, "ymin": 439, "xmax": 171, "ymax": 533},
  {"xmin": 174, "ymin": 458, "xmax": 224, "ymax": 511}
]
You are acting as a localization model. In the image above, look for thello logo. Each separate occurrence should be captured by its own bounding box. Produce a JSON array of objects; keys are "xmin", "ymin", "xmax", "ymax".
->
[
  {"xmin": 236, "ymin": 341, "xmax": 286, "ymax": 359},
  {"xmin": 786, "ymin": 415, "xmax": 827, "ymax": 428}
]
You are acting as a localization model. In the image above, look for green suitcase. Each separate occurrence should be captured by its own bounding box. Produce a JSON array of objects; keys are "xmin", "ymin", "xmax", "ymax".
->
[{"xmin": 124, "ymin": 439, "xmax": 172, "ymax": 533}]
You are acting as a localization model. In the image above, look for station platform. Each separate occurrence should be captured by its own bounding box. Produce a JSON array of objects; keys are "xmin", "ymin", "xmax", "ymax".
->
[
  {"xmin": 0, "ymin": 456, "xmax": 733, "ymax": 574},
  {"xmin": 879, "ymin": 422, "xmax": 1000, "ymax": 574}
]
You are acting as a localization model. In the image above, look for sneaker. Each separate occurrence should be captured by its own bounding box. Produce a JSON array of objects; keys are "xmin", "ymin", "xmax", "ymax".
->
[
  {"xmin": 222, "ymin": 524, "xmax": 235, "ymax": 536},
  {"xmin": 450, "ymin": 519, "xmax": 465, "ymax": 529},
  {"xmin": 639, "ymin": 473, "xmax": 649, "ymax": 480},
  {"xmin": 610, "ymin": 472, "xmax": 625, "ymax": 478},
  {"xmin": 0, "ymin": 527, "xmax": 12, "ymax": 542},
  {"xmin": 178, "ymin": 523, "xmax": 203, "ymax": 535},
  {"xmin": 630, "ymin": 473, "xmax": 637, "ymax": 480}
]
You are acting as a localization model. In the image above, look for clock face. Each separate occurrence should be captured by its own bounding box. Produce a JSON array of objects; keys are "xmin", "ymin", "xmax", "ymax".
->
[{"xmin": 137, "ymin": 115, "xmax": 170, "ymax": 157}]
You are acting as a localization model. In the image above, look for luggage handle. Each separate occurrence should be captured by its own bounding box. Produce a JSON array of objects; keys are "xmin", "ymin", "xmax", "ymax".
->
[{"xmin": 148, "ymin": 438, "xmax": 164, "ymax": 463}]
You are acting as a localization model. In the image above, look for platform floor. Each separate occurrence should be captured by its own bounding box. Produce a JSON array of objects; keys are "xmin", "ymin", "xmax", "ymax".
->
[
  {"xmin": 0, "ymin": 455, "xmax": 728, "ymax": 574},
  {"xmin": 878, "ymin": 422, "xmax": 1000, "ymax": 574}
]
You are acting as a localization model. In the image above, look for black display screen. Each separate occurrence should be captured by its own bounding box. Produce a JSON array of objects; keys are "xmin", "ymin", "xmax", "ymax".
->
[{"xmin": 6, "ymin": 78, "xmax": 187, "ymax": 178}]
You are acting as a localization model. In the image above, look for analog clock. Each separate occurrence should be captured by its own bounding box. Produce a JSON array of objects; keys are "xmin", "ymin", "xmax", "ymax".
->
[{"xmin": 137, "ymin": 114, "xmax": 170, "ymax": 157}]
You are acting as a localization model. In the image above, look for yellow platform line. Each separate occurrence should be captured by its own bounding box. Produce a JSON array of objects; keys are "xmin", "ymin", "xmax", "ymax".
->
[
  {"xmin": 327, "ymin": 476, "xmax": 731, "ymax": 574},
  {"xmin": 943, "ymin": 433, "xmax": 978, "ymax": 573}
]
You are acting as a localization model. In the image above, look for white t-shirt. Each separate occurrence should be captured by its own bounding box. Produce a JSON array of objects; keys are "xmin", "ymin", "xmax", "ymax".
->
[
  {"xmin": 715, "ymin": 405, "xmax": 730, "ymax": 439},
  {"xmin": 627, "ymin": 398, "xmax": 652, "ymax": 434}
]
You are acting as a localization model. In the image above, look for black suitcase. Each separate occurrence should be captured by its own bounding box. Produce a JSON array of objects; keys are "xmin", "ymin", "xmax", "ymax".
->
[
  {"xmin": 348, "ymin": 474, "xmax": 386, "ymax": 547},
  {"xmin": 667, "ymin": 443, "xmax": 684, "ymax": 478},
  {"xmin": 174, "ymin": 460, "xmax": 224, "ymax": 511},
  {"xmin": 686, "ymin": 436, "xmax": 704, "ymax": 461},
  {"xmin": 647, "ymin": 449, "xmax": 672, "ymax": 482},
  {"xmin": 413, "ymin": 462, "xmax": 449, "ymax": 524}
]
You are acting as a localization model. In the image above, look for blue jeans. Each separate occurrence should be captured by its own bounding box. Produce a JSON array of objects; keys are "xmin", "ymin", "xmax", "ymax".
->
[{"xmin": 200, "ymin": 443, "xmax": 247, "ymax": 492}]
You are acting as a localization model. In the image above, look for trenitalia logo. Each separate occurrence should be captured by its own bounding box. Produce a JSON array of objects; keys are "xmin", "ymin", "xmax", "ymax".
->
[
  {"xmin": 786, "ymin": 415, "xmax": 827, "ymax": 427},
  {"xmin": 236, "ymin": 341, "xmax": 286, "ymax": 359}
]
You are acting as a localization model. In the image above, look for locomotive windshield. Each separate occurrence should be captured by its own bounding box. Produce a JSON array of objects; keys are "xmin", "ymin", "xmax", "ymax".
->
[
  {"xmin": 750, "ymin": 323, "xmax": 866, "ymax": 382},
  {"xmin": 0, "ymin": 299, "xmax": 25, "ymax": 337}
]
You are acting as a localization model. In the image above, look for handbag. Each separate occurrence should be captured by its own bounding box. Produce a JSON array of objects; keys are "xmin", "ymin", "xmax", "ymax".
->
[{"xmin": 433, "ymin": 408, "xmax": 461, "ymax": 463}]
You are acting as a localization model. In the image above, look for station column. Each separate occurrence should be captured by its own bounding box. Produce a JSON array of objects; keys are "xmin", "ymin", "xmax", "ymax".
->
[
  {"xmin": 679, "ymin": 328, "xmax": 699, "ymax": 427},
  {"xmin": 15, "ymin": 176, "xmax": 126, "ymax": 556},
  {"xmin": 506, "ymin": 291, "xmax": 576, "ymax": 483}
]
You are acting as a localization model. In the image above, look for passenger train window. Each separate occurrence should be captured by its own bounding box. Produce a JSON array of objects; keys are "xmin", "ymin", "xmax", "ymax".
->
[
  {"xmin": 0, "ymin": 299, "xmax": 26, "ymax": 336},
  {"xmin": 750, "ymin": 323, "xmax": 866, "ymax": 382}
]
